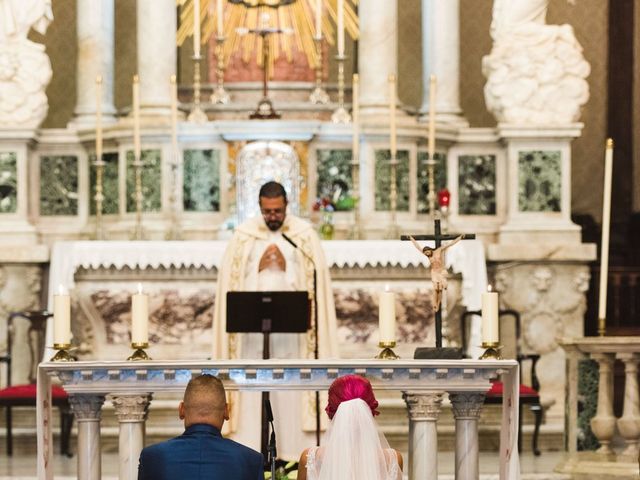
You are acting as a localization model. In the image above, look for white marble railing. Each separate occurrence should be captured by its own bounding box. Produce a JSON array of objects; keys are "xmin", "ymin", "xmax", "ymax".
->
[
  {"xmin": 37, "ymin": 359, "xmax": 520, "ymax": 480},
  {"xmin": 561, "ymin": 338, "xmax": 640, "ymax": 466}
]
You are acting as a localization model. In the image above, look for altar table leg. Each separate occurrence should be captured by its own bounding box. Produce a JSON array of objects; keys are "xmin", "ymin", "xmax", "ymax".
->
[
  {"xmin": 110, "ymin": 394, "xmax": 152, "ymax": 480},
  {"xmin": 69, "ymin": 395, "xmax": 105, "ymax": 480},
  {"xmin": 450, "ymin": 392, "xmax": 485, "ymax": 480},
  {"xmin": 403, "ymin": 392, "xmax": 444, "ymax": 480}
]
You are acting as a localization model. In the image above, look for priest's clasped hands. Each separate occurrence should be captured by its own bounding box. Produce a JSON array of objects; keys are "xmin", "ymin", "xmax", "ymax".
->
[{"xmin": 259, "ymin": 244, "xmax": 286, "ymax": 272}]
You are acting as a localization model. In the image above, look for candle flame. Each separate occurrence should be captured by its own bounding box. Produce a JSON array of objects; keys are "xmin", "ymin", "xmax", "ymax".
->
[
  {"xmin": 384, "ymin": 284, "xmax": 391, "ymax": 292},
  {"xmin": 137, "ymin": 283, "xmax": 143, "ymax": 294},
  {"xmin": 487, "ymin": 284, "xmax": 493, "ymax": 292},
  {"xmin": 58, "ymin": 284, "xmax": 65, "ymax": 295}
]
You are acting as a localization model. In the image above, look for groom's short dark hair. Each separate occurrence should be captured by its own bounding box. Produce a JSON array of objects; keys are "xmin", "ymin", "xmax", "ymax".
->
[{"xmin": 259, "ymin": 181, "xmax": 287, "ymax": 203}]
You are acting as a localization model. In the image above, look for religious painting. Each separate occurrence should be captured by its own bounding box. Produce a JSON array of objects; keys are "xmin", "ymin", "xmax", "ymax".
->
[
  {"xmin": 375, "ymin": 149, "xmax": 410, "ymax": 211},
  {"xmin": 0, "ymin": 151, "xmax": 17, "ymax": 214},
  {"xmin": 183, "ymin": 149, "xmax": 221, "ymax": 212},
  {"xmin": 89, "ymin": 152, "xmax": 119, "ymax": 215},
  {"xmin": 417, "ymin": 151, "xmax": 447, "ymax": 214},
  {"xmin": 518, "ymin": 150, "xmax": 561, "ymax": 212},
  {"xmin": 458, "ymin": 154, "xmax": 497, "ymax": 215},
  {"xmin": 316, "ymin": 149, "xmax": 354, "ymax": 211},
  {"xmin": 39, "ymin": 155, "xmax": 78, "ymax": 216},
  {"xmin": 126, "ymin": 149, "xmax": 162, "ymax": 213}
]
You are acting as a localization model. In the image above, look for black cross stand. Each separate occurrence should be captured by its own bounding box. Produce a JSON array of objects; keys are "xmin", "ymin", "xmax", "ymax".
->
[{"xmin": 401, "ymin": 219, "xmax": 476, "ymax": 359}]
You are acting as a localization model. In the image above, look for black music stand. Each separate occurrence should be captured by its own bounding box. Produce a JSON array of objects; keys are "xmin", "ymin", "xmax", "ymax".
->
[{"xmin": 226, "ymin": 291, "xmax": 310, "ymax": 463}]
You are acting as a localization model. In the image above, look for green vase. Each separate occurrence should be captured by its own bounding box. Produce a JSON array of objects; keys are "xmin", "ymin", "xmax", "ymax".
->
[{"xmin": 320, "ymin": 212, "xmax": 334, "ymax": 240}]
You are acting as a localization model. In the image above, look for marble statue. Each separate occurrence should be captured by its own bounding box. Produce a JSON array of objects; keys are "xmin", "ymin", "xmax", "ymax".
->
[
  {"xmin": 482, "ymin": 0, "xmax": 590, "ymax": 125},
  {"xmin": 0, "ymin": 0, "xmax": 53, "ymax": 128}
]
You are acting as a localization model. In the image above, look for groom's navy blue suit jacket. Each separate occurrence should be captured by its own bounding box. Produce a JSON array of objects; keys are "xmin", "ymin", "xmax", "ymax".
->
[{"xmin": 137, "ymin": 423, "xmax": 264, "ymax": 480}]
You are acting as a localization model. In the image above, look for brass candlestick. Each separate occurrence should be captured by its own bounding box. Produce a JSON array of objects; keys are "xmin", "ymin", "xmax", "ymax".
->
[
  {"xmin": 387, "ymin": 155, "xmax": 399, "ymax": 239},
  {"xmin": 331, "ymin": 55, "xmax": 351, "ymax": 123},
  {"xmin": 210, "ymin": 35, "xmax": 230, "ymax": 104},
  {"xmin": 479, "ymin": 342, "xmax": 502, "ymax": 360},
  {"xmin": 309, "ymin": 36, "xmax": 329, "ymax": 104},
  {"xmin": 132, "ymin": 153, "xmax": 145, "ymax": 240},
  {"xmin": 94, "ymin": 156, "xmax": 106, "ymax": 240},
  {"xmin": 50, "ymin": 343, "xmax": 74, "ymax": 362},
  {"xmin": 376, "ymin": 341, "xmax": 399, "ymax": 360},
  {"xmin": 188, "ymin": 55, "xmax": 208, "ymax": 123},
  {"xmin": 426, "ymin": 154, "xmax": 437, "ymax": 216},
  {"xmin": 127, "ymin": 342, "xmax": 151, "ymax": 361}
]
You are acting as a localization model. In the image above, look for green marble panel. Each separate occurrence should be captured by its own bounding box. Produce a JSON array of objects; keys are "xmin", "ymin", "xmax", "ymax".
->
[
  {"xmin": 375, "ymin": 150, "xmax": 409, "ymax": 211},
  {"xmin": 458, "ymin": 154, "xmax": 497, "ymax": 215},
  {"xmin": 183, "ymin": 149, "xmax": 220, "ymax": 212},
  {"xmin": 577, "ymin": 359, "xmax": 600, "ymax": 451},
  {"xmin": 417, "ymin": 151, "xmax": 447, "ymax": 214},
  {"xmin": 518, "ymin": 150, "xmax": 561, "ymax": 212},
  {"xmin": 316, "ymin": 149, "xmax": 354, "ymax": 211},
  {"xmin": 89, "ymin": 153, "xmax": 119, "ymax": 215},
  {"xmin": 126, "ymin": 150, "xmax": 162, "ymax": 213},
  {"xmin": 40, "ymin": 155, "xmax": 78, "ymax": 216},
  {"xmin": 0, "ymin": 152, "xmax": 17, "ymax": 214}
]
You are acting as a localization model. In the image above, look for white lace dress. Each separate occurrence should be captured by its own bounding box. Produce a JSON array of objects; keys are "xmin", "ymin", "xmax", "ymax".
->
[{"xmin": 305, "ymin": 446, "xmax": 401, "ymax": 480}]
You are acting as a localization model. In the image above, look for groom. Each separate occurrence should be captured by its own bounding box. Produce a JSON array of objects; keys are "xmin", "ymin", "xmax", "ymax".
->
[{"xmin": 137, "ymin": 374, "xmax": 263, "ymax": 480}]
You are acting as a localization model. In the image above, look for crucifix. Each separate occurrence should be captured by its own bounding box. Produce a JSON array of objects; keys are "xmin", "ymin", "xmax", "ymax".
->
[
  {"xmin": 242, "ymin": 13, "xmax": 287, "ymax": 120},
  {"xmin": 401, "ymin": 219, "xmax": 476, "ymax": 356}
]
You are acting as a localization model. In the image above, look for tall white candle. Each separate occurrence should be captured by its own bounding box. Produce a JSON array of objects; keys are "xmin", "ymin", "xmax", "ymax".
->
[
  {"xmin": 132, "ymin": 75, "xmax": 141, "ymax": 162},
  {"xmin": 598, "ymin": 139, "xmax": 614, "ymax": 323},
  {"xmin": 131, "ymin": 283, "xmax": 149, "ymax": 344},
  {"xmin": 352, "ymin": 73, "xmax": 359, "ymax": 160},
  {"xmin": 481, "ymin": 286, "xmax": 499, "ymax": 344},
  {"xmin": 95, "ymin": 75, "xmax": 103, "ymax": 162},
  {"xmin": 53, "ymin": 285, "xmax": 71, "ymax": 345},
  {"xmin": 216, "ymin": 0, "xmax": 224, "ymax": 37},
  {"xmin": 389, "ymin": 74, "xmax": 397, "ymax": 157},
  {"xmin": 315, "ymin": 0, "xmax": 322, "ymax": 39},
  {"xmin": 193, "ymin": 0, "xmax": 202, "ymax": 57},
  {"xmin": 170, "ymin": 75, "xmax": 179, "ymax": 161},
  {"xmin": 337, "ymin": 0, "xmax": 344, "ymax": 57},
  {"xmin": 378, "ymin": 287, "xmax": 396, "ymax": 343},
  {"xmin": 427, "ymin": 75, "xmax": 437, "ymax": 160}
]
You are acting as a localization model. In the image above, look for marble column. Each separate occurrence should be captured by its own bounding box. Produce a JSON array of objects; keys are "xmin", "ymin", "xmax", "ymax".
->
[
  {"xmin": 616, "ymin": 353, "xmax": 640, "ymax": 457},
  {"xmin": 358, "ymin": 0, "xmax": 398, "ymax": 116},
  {"xmin": 136, "ymin": 0, "xmax": 177, "ymax": 116},
  {"xmin": 69, "ymin": 394, "xmax": 105, "ymax": 480},
  {"xmin": 73, "ymin": 0, "xmax": 117, "ymax": 126},
  {"xmin": 403, "ymin": 392, "xmax": 444, "ymax": 480},
  {"xmin": 450, "ymin": 392, "xmax": 485, "ymax": 480},
  {"xmin": 419, "ymin": 0, "xmax": 465, "ymax": 125},
  {"xmin": 590, "ymin": 353, "xmax": 617, "ymax": 454},
  {"xmin": 111, "ymin": 394, "xmax": 152, "ymax": 480}
]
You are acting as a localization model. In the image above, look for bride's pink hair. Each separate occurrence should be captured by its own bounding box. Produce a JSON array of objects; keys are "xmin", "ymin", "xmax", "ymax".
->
[{"xmin": 325, "ymin": 374, "xmax": 380, "ymax": 419}]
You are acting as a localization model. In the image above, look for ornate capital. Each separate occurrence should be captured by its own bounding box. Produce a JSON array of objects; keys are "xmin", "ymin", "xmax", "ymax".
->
[
  {"xmin": 69, "ymin": 394, "xmax": 105, "ymax": 421},
  {"xmin": 403, "ymin": 392, "xmax": 444, "ymax": 421},
  {"xmin": 111, "ymin": 394, "xmax": 152, "ymax": 422},
  {"xmin": 449, "ymin": 392, "xmax": 485, "ymax": 420}
]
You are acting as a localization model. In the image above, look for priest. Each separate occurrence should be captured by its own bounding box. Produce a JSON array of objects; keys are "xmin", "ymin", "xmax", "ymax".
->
[{"xmin": 212, "ymin": 181, "xmax": 338, "ymax": 459}]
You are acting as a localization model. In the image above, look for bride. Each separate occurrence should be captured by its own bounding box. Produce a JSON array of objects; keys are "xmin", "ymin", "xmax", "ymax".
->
[{"xmin": 297, "ymin": 375, "xmax": 403, "ymax": 480}]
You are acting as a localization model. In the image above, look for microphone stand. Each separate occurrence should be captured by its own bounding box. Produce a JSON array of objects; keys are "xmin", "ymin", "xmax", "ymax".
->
[
  {"xmin": 281, "ymin": 233, "xmax": 321, "ymax": 446},
  {"xmin": 264, "ymin": 399, "xmax": 277, "ymax": 478}
]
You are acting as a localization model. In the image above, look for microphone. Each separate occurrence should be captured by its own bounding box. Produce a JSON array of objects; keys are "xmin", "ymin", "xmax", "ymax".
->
[
  {"xmin": 264, "ymin": 398, "xmax": 274, "ymax": 423},
  {"xmin": 282, "ymin": 232, "xmax": 315, "ymax": 264}
]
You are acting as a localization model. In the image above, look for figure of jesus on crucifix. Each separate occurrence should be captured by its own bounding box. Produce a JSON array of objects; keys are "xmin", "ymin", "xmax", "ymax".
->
[{"xmin": 409, "ymin": 235, "xmax": 462, "ymax": 312}]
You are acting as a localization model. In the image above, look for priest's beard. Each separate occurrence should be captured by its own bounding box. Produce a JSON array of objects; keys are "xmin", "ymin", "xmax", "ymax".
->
[{"xmin": 265, "ymin": 218, "xmax": 284, "ymax": 231}]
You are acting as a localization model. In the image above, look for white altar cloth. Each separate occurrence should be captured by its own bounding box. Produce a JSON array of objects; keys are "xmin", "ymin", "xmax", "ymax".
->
[{"xmin": 46, "ymin": 240, "xmax": 487, "ymax": 356}]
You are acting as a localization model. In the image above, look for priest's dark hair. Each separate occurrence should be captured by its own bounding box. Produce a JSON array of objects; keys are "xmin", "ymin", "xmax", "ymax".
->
[{"xmin": 259, "ymin": 181, "xmax": 288, "ymax": 203}]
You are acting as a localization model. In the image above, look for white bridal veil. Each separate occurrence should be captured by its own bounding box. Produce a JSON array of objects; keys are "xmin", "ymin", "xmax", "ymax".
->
[{"xmin": 306, "ymin": 398, "xmax": 401, "ymax": 480}]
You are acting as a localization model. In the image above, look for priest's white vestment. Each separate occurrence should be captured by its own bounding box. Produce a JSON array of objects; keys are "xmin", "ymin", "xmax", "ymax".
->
[{"xmin": 212, "ymin": 214, "xmax": 338, "ymax": 458}]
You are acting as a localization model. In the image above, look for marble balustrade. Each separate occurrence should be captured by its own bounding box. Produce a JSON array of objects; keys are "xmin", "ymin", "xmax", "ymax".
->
[
  {"xmin": 559, "ymin": 337, "xmax": 640, "ymax": 478},
  {"xmin": 37, "ymin": 359, "xmax": 520, "ymax": 480}
]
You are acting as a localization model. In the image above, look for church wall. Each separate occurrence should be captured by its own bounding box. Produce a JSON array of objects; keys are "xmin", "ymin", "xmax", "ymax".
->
[
  {"xmin": 635, "ymin": 1, "xmax": 640, "ymax": 213},
  {"xmin": 397, "ymin": 0, "xmax": 423, "ymax": 109},
  {"xmin": 114, "ymin": 0, "xmax": 137, "ymax": 112}
]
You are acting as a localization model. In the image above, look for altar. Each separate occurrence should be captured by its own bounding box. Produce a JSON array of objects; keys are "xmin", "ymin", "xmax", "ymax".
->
[{"xmin": 45, "ymin": 239, "xmax": 488, "ymax": 362}]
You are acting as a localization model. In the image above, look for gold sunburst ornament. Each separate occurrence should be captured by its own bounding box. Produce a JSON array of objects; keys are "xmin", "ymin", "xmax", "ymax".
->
[{"xmin": 176, "ymin": 0, "xmax": 359, "ymax": 74}]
